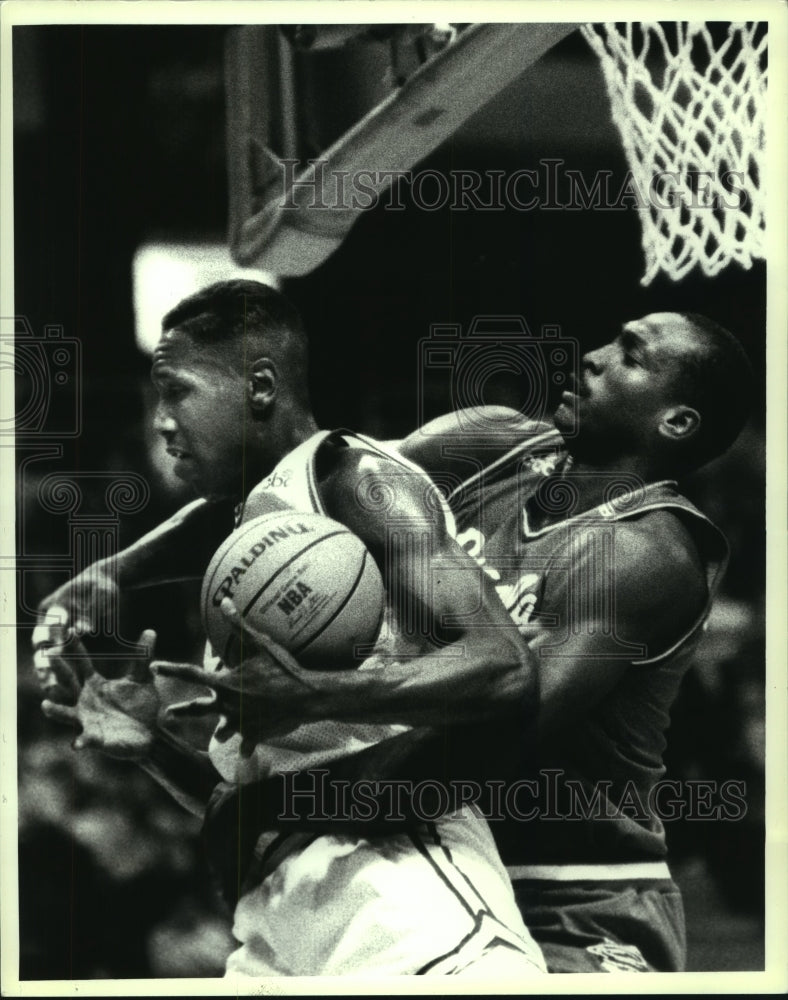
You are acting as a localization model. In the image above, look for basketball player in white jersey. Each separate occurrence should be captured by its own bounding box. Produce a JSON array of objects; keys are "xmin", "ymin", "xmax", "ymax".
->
[{"xmin": 34, "ymin": 279, "xmax": 546, "ymax": 978}]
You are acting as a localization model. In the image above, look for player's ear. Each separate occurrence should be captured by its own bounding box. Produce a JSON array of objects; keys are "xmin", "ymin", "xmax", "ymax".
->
[
  {"xmin": 659, "ymin": 404, "xmax": 701, "ymax": 442},
  {"xmin": 247, "ymin": 357, "xmax": 277, "ymax": 413}
]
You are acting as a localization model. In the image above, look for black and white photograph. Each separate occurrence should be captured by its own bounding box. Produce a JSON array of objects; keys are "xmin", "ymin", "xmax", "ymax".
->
[{"xmin": 2, "ymin": 0, "xmax": 786, "ymax": 993}]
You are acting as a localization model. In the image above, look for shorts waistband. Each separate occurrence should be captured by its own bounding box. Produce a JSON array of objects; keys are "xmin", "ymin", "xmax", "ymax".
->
[{"xmin": 507, "ymin": 861, "xmax": 671, "ymax": 882}]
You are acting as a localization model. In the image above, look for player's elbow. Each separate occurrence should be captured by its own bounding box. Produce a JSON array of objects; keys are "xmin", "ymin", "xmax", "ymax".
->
[
  {"xmin": 472, "ymin": 638, "xmax": 538, "ymax": 724},
  {"xmin": 501, "ymin": 646, "xmax": 539, "ymax": 724}
]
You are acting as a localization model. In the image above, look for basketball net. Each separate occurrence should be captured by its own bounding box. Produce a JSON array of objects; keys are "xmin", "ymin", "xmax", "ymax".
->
[{"xmin": 582, "ymin": 22, "xmax": 767, "ymax": 285}]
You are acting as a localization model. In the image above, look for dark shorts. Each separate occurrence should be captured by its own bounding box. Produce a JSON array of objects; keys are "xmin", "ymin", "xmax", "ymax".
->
[{"xmin": 512, "ymin": 878, "xmax": 686, "ymax": 973}]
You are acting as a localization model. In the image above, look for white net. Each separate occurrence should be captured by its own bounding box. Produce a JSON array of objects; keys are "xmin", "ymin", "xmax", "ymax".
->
[{"xmin": 582, "ymin": 22, "xmax": 767, "ymax": 285}]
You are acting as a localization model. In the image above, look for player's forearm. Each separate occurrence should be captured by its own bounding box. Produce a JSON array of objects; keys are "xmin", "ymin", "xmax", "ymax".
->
[
  {"xmin": 138, "ymin": 726, "xmax": 219, "ymax": 819},
  {"xmin": 304, "ymin": 636, "xmax": 537, "ymax": 728},
  {"xmin": 99, "ymin": 498, "xmax": 234, "ymax": 589}
]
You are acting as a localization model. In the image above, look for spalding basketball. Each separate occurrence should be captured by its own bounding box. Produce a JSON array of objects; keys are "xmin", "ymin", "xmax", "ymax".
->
[{"xmin": 201, "ymin": 510, "xmax": 384, "ymax": 670}]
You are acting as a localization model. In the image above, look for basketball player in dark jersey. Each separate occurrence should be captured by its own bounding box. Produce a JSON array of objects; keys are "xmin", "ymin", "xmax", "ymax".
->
[
  {"xmin": 281, "ymin": 310, "xmax": 750, "ymax": 973},
  {"xmin": 304, "ymin": 311, "xmax": 750, "ymax": 973},
  {"xmin": 34, "ymin": 307, "xmax": 753, "ymax": 972}
]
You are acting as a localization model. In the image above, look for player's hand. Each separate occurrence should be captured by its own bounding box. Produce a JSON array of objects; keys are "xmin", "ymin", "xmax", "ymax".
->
[
  {"xmin": 153, "ymin": 599, "xmax": 321, "ymax": 744},
  {"xmin": 40, "ymin": 630, "xmax": 161, "ymax": 760},
  {"xmin": 32, "ymin": 567, "xmax": 119, "ymax": 697},
  {"xmin": 32, "ymin": 615, "xmax": 85, "ymax": 705}
]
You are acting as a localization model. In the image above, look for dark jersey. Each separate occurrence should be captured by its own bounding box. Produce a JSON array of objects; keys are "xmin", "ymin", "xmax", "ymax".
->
[{"xmin": 447, "ymin": 426, "xmax": 728, "ymax": 866}]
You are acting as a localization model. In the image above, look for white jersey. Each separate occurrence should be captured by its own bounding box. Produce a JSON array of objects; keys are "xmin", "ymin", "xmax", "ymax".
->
[
  {"xmin": 204, "ymin": 429, "xmax": 545, "ymax": 976},
  {"xmin": 207, "ymin": 428, "xmax": 449, "ymax": 785}
]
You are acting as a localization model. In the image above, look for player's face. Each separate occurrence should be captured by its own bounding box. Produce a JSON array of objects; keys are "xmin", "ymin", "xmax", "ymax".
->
[
  {"xmin": 554, "ymin": 313, "xmax": 695, "ymax": 453},
  {"xmin": 151, "ymin": 328, "xmax": 249, "ymax": 500}
]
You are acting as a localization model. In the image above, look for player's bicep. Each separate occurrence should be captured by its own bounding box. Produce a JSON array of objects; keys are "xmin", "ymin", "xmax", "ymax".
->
[
  {"xmin": 327, "ymin": 454, "xmax": 449, "ymax": 552},
  {"xmin": 533, "ymin": 630, "xmax": 629, "ymax": 737},
  {"xmin": 321, "ymin": 450, "xmax": 486, "ymax": 639},
  {"xmin": 535, "ymin": 525, "xmax": 706, "ymax": 736},
  {"xmin": 397, "ymin": 407, "xmax": 537, "ymax": 473}
]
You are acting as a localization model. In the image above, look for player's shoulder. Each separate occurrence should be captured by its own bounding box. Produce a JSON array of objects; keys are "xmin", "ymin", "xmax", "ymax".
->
[
  {"xmin": 398, "ymin": 407, "xmax": 551, "ymax": 474},
  {"xmin": 317, "ymin": 433, "xmax": 451, "ymax": 543},
  {"xmin": 318, "ymin": 432, "xmax": 408, "ymax": 478},
  {"xmin": 622, "ymin": 508, "xmax": 704, "ymax": 558},
  {"xmin": 603, "ymin": 512, "xmax": 707, "ymax": 597},
  {"xmin": 317, "ymin": 433, "xmax": 433, "ymax": 508},
  {"xmin": 414, "ymin": 406, "xmax": 534, "ymax": 437},
  {"xmin": 554, "ymin": 514, "xmax": 707, "ymax": 650}
]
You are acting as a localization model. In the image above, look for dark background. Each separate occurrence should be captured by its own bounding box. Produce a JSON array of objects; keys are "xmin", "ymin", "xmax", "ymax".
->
[{"xmin": 13, "ymin": 24, "xmax": 766, "ymax": 977}]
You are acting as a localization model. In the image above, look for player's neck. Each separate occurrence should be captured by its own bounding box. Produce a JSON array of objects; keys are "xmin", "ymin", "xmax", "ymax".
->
[
  {"xmin": 572, "ymin": 454, "xmax": 660, "ymax": 504},
  {"xmin": 531, "ymin": 453, "xmax": 658, "ymax": 530},
  {"xmin": 251, "ymin": 410, "xmax": 320, "ymax": 481},
  {"xmin": 282, "ymin": 408, "xmax": 320, "ymax": 450}
]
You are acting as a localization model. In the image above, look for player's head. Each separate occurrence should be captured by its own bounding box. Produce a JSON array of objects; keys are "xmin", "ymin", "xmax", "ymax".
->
[
  {"xmin": 151, "ymin": 280, "xmax": 314, "ymax": 500},
  {"xmin": 554, "ymin": 311, "xmax": 753, "ymax": 475},
  {"xmin": 161, "ymin": 278, "xmax": 311, "ymax": 403}
]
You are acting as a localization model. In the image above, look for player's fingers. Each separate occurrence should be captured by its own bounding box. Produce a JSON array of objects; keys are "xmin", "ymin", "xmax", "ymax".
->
[
  {"xmin": 219, "ymin": 597, "xmax": 267, "ymax": 650},
  {"xmin": 219, "ymin": 596, "xmax": 241, "ymax": 627},
  {"xmin": 31, "ymin": 605, "xmax": 71, "ymax": 651},
  {"xmin": 212, "ymin": 719, "xmax": 236, "ymax": 745},
  {"xmin": 220, "ymin": 598, "xmax": 292, "ymax": 662},
  {"xmin": 239, "ymin": 732, "xmax": 258, "ymax": 759},
  {"xmin": 51, "ymin": 633, "xmax": 95, "ymax": 685},
  {"xmin": 73, "ymin": 618, "xmax": 94, "ymax": 637},
  {"xmin": 31, "ymin": 623, "xmax": 66, "ymax": 651},
  {"xmin": 151, "ymin": 660, "xmax": 216, "ymax": 686},
  {"xmin": 219, "ymin": 600, "xmax": 307, "ymax": 680},
  {"xmin": 153, "ymin": 661, "xmax": 245, "ymax": 718},
  {"xmin": 41, "ymin": 699, "xmax": 80, "ymax": 728},
  {"xmin": 34, "ymin": 646, "xmax": 81, "ymax": 701},
  {"xmin": 251, "ymin": 630, "xmax": 306, "ymax": 678},
  {"xmin": 73, "ymin": 732, "xmax": 100, "ymax": 751},
  {"xmin": 41, "ymin": 680, "xmax": 77, "ymax": 705},
  {"xmin": 127, "ymin": 629, "xmax": 157, "ymax": 683},
  {"xmin": 138, "ymin": 628, "xmax": 157, "ymax": 654},
  {"xmin": 33, "ymin": 645, "xmax": 60, "ymax": 677},
  {"xmin": 164, "ymin": 693, "xmax": 220, "ymax": 719}
]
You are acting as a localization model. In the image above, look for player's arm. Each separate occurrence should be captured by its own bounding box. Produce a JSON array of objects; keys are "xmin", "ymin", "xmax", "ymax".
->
[
  {"xmin": 157, "ymin": 514, "xmax": 709, "ymax": 845},
  {"xmin": 158, "ymin": 448, "xmax": 539, "ymax": 730},
  {"xmin": 533, "ymin": 519, "xmax": 707, "ymax": 738},
  {"xmin": 297, "ymin": 516, "xmax": 705, "ymax": 732},
  {"xmin": 231, "ymin": 518, "xmax": 704, "ymax": 735},
  {"xmin": 38, "ymin": 630, "xmax": 218, "ymax": 818},
  {"xmin": 297, "ymin": 454, "xmax": 707, "ymax": 733},
  {"xmin": 103, "ymin": 496, "xmax": 234, "ymax": 588},
  {"xmin": 317, "ymin": 446, "xmax": 539, "ymax": 725},
  {"xmin": 220, "ymin": 519, "xmax": 707, "ymax": 809},
  {"xmin": 395, "ymin": 406, "xmax": 548, "ymax": 474},
  {"xmin": 160, "ymin": 511, "xmax": 706, "ymax": 748},
  {"xmin": 33, "ymin": 497, "xmax": 234, "ymax": 674}
]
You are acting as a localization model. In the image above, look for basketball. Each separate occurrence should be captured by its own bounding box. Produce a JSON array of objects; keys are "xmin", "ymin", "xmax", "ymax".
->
[{"xmin": 201, "ymin": 510, "xmax": 385, "ymax": 670}]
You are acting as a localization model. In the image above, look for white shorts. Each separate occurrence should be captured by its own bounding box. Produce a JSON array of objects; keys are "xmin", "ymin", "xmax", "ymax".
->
[{"xmin": 224, "ymin": 814, "xmax": 546, "ymax": 977}]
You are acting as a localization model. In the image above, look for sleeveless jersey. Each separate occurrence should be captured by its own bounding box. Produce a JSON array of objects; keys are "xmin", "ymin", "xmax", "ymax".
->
[
  {"xmin": 447, "ymin": 426, "xmax": 728, "ymax": 866},
  {"xmin": 203, "ymin": 430, "xmax": 546, "ymax": 975},
  {"xmin": 207, "ymin": 428, "xmax": 453, "ymax": 784}
]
